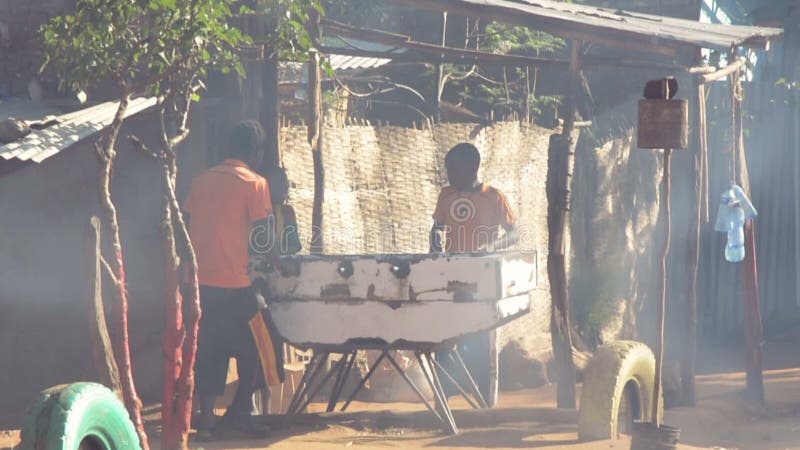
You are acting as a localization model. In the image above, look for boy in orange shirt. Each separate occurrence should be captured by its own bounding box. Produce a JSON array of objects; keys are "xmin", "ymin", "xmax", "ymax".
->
[
  {"xmin": 430, "ymin": 142, "xmax": 517, "ymax": 253},
  {"xmin": 183, "ymin": 121, "xmax": 277, "ymax": 439},
  {"xmin": 430, "ymin": 142, "xmax": 518, "ymax": 406}
]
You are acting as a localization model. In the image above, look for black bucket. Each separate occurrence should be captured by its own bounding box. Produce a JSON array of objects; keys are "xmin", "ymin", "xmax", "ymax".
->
[{"xmin": 630, "ymin": 421, "xmax": 680, "ymax": 450}]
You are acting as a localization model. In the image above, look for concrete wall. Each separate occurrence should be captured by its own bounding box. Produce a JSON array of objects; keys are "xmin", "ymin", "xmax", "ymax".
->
[{"xmin": 0, "ymin": 111, "xmax": 179, "ymax": 426}]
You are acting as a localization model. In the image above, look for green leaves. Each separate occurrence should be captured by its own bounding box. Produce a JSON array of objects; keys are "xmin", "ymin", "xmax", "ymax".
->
[
  {"xmin": 41, "ymin": 0, "xmax": 253, "ymax": 97},
  {"xmin": 259, "ymin": 0, "xmax": 324, "ymax": 62}
]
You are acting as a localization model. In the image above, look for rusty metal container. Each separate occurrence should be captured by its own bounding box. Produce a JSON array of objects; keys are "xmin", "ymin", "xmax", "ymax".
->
[
  {"xmin": 630, "ymin": 421, "xmax": 680, "ymax": 450},
  {"xmin": 637, "ymin": 99, "xmax": 689, "ymax": 149}
]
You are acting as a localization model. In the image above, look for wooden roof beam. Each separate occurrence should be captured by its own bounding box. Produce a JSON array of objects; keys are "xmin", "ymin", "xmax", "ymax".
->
[
  {"xmin": 323, "ymin": 20, "xmax": 704, "ymax": 73},
  {"xmin": 698, "ymin": 57, "xmax": 747, "ymax": 84},
  {"xmin": 385, "ymin": 0, "xmax": 680, "ymax": 57}
]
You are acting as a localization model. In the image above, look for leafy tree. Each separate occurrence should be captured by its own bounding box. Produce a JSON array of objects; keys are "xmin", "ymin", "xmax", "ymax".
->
[
  {"xmin": 437, "ymin": 21, "xmax": 566, "ymax": 121},
  {"xmin": 42, "ymin": 1, "xmax": 321, "ymax": 449}
]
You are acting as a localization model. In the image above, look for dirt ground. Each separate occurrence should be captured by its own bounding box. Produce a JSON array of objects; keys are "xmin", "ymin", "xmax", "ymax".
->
[{"xmin": 4, "ymin": 343, "xmax": 800, "ymax": 450}]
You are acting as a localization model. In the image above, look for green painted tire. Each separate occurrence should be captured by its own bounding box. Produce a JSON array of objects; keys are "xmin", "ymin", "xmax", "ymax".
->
[{"xmin": 19, "ymin": 383, "xmax": 140, "ymax": 450}]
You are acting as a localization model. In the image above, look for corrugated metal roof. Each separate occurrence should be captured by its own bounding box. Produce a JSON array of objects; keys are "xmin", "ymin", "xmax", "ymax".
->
[
  {"xmin": 388, "ymin": 0, "xmax": 783, "ymax": 52},
  {"xmin": 0, "ymin": 97, "xmax": 156, "ymax": 163},
  {"xmin": 329, "ymin": 54, "xmax": 392, "ymax": 71}
]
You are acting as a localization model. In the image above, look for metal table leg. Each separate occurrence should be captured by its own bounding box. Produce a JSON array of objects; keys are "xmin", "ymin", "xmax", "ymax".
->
[
  {"xmin": 340, "ymin": 350, "xmax": 388, "ymax": 412},
  {"xmin": 384, "ymin": 350, "xmax": 444, "ymax": 423},
  {"xmin": 418, "ymin": 352, "xmax": 458, "ymax": 435},
  {"xmin": 294, "ymin": 352, "xmax": 349, "ymax": 414},
  {"xmin": 427, "ymin": 352, "xmax": 480, "ymax": 410},
  {"xmin": 327, "ymin": 351, "xmax": 357, "ymax": 412},
  {"xmin": 288, "ymin": 351, "xmax": 329, "ymax": 415},
  {"xmin": 451, "ymin": 348, "xmax": 489, "ymax": 409}
]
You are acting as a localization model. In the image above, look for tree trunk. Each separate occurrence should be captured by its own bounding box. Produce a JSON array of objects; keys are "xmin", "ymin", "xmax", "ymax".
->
[
  {"xmin": 159, "ymin": 159, "xmax": 184, "ymax": 450},
  {"xmin": 143, "ymin": 96, "xmax": 201, "ymax": 449},
  {"xmin": 167, "ymin": 154, "xmax": 201, "ymax": 450},
  {"xmin": 546, "ymin": 40, "xmax": 581, "ymax": 410},
  {"xmin": 86, "ymin": 216, "xmax": 122, "ymax": 396},
  {"xmin": 97, "ymin": 97, "xmax": 150, "ymax": 450}
]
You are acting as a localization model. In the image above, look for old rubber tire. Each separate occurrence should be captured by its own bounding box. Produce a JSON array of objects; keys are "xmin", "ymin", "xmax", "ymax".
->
[
  {"xmin": 19, "ymin": 382, "xmax": 140, "ymax": 450},
  {"xmin": 578, "ymin": 340, "xmax": 663, "ymax": 441}
]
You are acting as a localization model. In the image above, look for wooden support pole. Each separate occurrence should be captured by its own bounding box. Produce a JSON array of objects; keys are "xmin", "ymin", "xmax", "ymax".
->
[
  {"xmin": 732, "ymin": 70, "xmax": 765, "ymax": 405},
  {"xmin": 434, "ymin": 11, "xmax": 447, "ymax": 121},
  {"xmin": 261, "ymin": 55, "xmax": 281, "ymax": 168},
  {"xmin": 86, "ymin": 216, "xmax": 122, "ymax": 396},
  {"xmin": 698, "ymin": 57, "xmax": 747, "ymax": 84},
  {"xmin": 653, "ymin": 146, "xmax": 672, "ymax": 426},
  {"xmin": 308, "ymin": 7, "xmax": 324, "ymax": 254},
  {"xmin": 681, "ymin": 82, "xmax": 705, "ymax": 407},
  {"xmin": 547, "ymin": 39, "xmax": 580, "ymax": 410}
]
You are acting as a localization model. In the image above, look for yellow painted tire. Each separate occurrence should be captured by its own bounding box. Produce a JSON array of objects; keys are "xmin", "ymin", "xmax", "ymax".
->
[{"xmin": 578, "ymin": 340, "xmax": 663, "ymax": 441}]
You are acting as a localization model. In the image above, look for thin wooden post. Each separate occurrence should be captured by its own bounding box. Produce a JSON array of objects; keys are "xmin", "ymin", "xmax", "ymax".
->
[
  {"xmin": 732, "ymin": 70, "xmax": 765, "ymax": 405},
  {"xmin": 681, "ymin": 81, "xmax": 705, "ymax": 407},
  {"xmin": 262, "ymin": 55, "xmax": 281, "ymax": 168},
  {"xmin": 308, "ymin": 7, "xmax": 324, "ymax": 254},
  {"xmin": 653, "ymin": 147, "xmax": 672, "ymax": 426},
  {"xmin": 524, "ymin": 66, "xmax": 531, "ymax": 124},
  {"xmin": 547, "ymin": 39, "xmax": 581, "ymax": 410},
  {"xmin": 86, "ymin": 216, "xmax": 122, "ymax": 396},
  {"xmin": 434, "ymin": 11, "xmax": 447, "ymax": 121}
]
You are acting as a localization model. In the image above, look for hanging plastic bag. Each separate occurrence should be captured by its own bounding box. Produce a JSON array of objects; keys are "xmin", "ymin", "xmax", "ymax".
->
[{"xmin": 715, "ymin": 182, "xmax": 757, "ymax": 263}]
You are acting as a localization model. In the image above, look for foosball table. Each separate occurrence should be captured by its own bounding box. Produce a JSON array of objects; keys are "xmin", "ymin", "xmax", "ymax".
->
[{"xmin": 250, "ymin": 251, "xmax": 537, "ymax": 434}]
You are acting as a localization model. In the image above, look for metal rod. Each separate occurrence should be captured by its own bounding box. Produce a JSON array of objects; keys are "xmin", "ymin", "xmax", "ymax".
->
[
  {"xmin": 295, "ymin": 353, "xmax": 349, "ymax": 415},
  {"xmin": 327, "ymin": 351, "xmax": 357, "ymax": 412},
  {"xmin": 385, "ymin": 351, "xmax": 444, "ymax": 422},
  {"xmin": 427, "ymin": 353, "xmax": 480, "ymax": 410},
  {"xmin": 289, "ymin": 352, "xmax": 330, "ymax": 415},
  {"xmin": 325, "ymin": 353, "xmax": 351, "ymax": 412},
  {"xmin": 286, "ymin": 352, "xmax": 322, "ymax": 415},
  {"xmin": 340, "ymin": 351, "xmax": 387, "ymax": 411},
  {"xmin": 414, "ymin": 352, "xmax": 448, "ymax": 422},
  {"xmin": 452, "ymin": 348, "xmax": 489, "ymax": 409},
  {"xmin": 423, "ymin": 352, "xmax": 459, "ymax": 435}
]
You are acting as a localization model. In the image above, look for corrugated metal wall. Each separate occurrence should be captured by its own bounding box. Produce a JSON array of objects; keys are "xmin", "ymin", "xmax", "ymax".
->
[{"xmin": 698, "ymin": 81, "xmax": 800, "ymax": 338}]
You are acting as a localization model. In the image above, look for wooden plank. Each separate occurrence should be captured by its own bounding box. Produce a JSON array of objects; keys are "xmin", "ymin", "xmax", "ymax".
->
[
  {"xmin": 637, "ymin": 99, "xmax": 689, "ymax": 149},
  {"xmin": 86, "ymin": 216, "xmax": 122, "ymax": 396}
]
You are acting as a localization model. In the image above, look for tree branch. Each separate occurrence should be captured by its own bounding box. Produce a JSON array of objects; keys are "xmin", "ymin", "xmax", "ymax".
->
[
  {"xmin": 129, "ymin": 135, "xmax": 163, "ymax": 160},
  {"xmin": 100, "ymin": 255, "xmax": 120, "ymax": 287}
]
